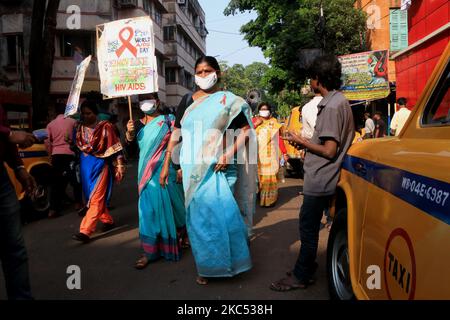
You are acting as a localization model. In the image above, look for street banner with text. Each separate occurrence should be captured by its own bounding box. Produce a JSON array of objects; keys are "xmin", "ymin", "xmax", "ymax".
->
[
  {"xmin": 64, "ymin": 55, "xmax": 92, "ymax": 118},
  {"xmin": 339, "ymin": 50, "xmax": 390, "ymax": 101},
  {"xmin": 96, "ymin": 16, "xmax": 158, "ymax": 98}
]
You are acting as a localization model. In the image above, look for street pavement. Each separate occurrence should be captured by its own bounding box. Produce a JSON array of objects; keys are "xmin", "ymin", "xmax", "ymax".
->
[{"xmin": 0, "ymin": 162, "xmax": 330, "ymax": 300}]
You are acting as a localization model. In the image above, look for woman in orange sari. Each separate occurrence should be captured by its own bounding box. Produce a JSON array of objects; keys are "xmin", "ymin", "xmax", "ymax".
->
[
  {"xmin": 72, "ymin": 99, "xmax": 124, "ymax": 243},
  {"xmin": 253, "ymin": 103, "xmax": 288, "ymax": 207}
]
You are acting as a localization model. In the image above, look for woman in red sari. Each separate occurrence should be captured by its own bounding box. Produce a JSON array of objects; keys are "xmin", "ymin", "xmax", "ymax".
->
[{"xmin": 72, "ymin": 99, "xmax": 125, "ymax": 243}]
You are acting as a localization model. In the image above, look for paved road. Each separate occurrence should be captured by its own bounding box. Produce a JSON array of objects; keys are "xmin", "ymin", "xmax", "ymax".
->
[{"xmin": 0, "ymin": 163, "xmax": 330, "ymax": 300}]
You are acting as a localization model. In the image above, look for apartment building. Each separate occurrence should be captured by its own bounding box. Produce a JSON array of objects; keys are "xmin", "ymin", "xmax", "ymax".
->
[
  {"xmin": 0, "ymin": 0, "xmax": 207, "ymax": 118},
  {"xmin": 162, "ymin": 0, "xmax": 207, "ymax": 107}
]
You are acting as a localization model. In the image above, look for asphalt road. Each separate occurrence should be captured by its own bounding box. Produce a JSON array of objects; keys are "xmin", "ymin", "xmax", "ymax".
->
[{"xmin": 0, "ymin": 163, "xmax": 330, "ymax": 300}]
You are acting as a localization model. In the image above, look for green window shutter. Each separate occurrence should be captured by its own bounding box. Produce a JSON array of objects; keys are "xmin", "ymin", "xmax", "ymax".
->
[
  {"xmin": 390, "ymin": 9, "xmax": 400, "ymax": 51},
  {"xmin": 399, "ymin": 9, "xmax": 408, "ymax": 49},
  {"xmin": 390, "ymin": 9, "xmax": 408, "ymax": 51}
]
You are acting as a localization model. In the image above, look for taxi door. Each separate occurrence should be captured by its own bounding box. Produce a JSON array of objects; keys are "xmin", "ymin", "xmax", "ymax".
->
[{"xmin": 360, "ymin": 55, "xmax": 450, "ymax": 299}]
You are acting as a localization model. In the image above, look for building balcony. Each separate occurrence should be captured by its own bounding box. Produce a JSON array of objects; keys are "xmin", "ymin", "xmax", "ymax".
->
[
  {"xmin": 164, "ymin": 43, "xmax": 196, "ymax": 71},
  {"xmin": 162, "ymin": 1, "xmax": 206, "ymax": 52},
  {"xmin": 50, "ymin": 57, "xmax": 100, "ymax": 94}
]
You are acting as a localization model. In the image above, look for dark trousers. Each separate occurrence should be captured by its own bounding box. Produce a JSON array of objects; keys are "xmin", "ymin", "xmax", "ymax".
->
[
  {"xmin": 0, "ymin": 166, "xmax": 33, "ymax": 300},
  {"xmin": 50, "ymin": 154, "xmax": 82, "ymax": 211},
  {"xmin": 293, "ymin": 194, "xmax": 331, "ymax": 283}
]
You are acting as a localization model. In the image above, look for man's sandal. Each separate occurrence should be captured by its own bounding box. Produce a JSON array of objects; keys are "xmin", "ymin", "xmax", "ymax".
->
[
  {"xmin": 285, "ymin": 270, "xmax": 316, "ymax": 284},
  {"xmin": 270, "ymin": 275, "xmax": 314, "ymax": 292}
]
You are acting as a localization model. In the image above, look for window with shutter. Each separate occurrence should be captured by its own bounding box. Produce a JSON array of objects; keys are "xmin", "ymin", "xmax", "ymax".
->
[{"xmin": 390, "ymin": 9, "xmax": 408, "ymax": 52}]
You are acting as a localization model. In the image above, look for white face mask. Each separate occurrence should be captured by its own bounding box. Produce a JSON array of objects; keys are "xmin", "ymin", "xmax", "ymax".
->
[
  {"xmin": 139, "ymin": 99, "xmax": 158, "ymax": 114},
  {"xmin": 195, "ymin": 72, "xmax": 218, "ymax": 91},
  {"xmin": 259, "ymin": 110, "xmax": 270, "ymax": 118}
]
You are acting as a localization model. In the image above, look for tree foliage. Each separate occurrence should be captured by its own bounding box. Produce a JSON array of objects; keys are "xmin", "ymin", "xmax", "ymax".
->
[
  {"xmin": 225, "ymin": 0, "xmax": 367, "ymax": 93},
  {"xmin": 220, "ymin": 61, "xmax": 269, "ymax": 99},
  {"xmin": 219, "ymin": 61, "xmax": 305, "ymax": 118}
]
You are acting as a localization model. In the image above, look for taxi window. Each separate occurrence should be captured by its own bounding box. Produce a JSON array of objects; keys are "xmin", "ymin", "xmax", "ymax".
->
[{"xmin": 422, "ymin": 62, "xmax": 450, "ymax": 126}]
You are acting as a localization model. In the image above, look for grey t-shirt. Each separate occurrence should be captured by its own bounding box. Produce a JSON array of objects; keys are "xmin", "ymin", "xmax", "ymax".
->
[{"xmin": 303, "ymin": 90, "xmax": 355, "ymax": 197}]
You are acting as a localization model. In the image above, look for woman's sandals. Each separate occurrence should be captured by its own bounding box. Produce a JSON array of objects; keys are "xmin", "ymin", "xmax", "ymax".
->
[
  {"xmin": 135, "ymin": 255, "xmax": 149, "ymax": 270},
  {"xmin": 196, "ymin": 276, "xmax": 208, "ymax": 285}
]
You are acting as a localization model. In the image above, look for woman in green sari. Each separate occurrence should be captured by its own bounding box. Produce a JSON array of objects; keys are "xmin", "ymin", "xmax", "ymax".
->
[{"xmin": 126, "ymin": 93, "xmax": 187, "ymax": 269}]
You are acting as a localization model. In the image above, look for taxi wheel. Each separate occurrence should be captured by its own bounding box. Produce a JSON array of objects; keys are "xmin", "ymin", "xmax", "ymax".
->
[
  {"xmin": 25, "ymin": 167, "xmax": 51, "ymax": 219},
  {"xmin": 20, "ymin": 184, "xmax": 50, "ymax": 224},
  {"xmin": 30, "ymin": 183, "xmax": 50, "ymax": 213},
  {"xmin": 327, "ymin": 208, "xmax": 355, "ymax": 300}
]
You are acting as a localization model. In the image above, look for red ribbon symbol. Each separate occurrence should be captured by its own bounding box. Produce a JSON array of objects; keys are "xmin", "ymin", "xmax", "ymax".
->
[{"xmin": 116, "ymin": 26, "xmax": 137, "ymax": 58}]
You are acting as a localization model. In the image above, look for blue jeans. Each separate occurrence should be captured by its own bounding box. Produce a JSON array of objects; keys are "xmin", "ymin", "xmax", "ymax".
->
[
  {"xmin": 293, "ymin": 194, "xmax": 331, "ymax": 283},
  {"xmin": 0, "ymin": 166, "xmax": 33, "ymax": 300}
]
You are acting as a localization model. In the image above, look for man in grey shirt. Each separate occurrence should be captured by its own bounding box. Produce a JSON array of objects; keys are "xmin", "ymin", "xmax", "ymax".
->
[{"xmin": 271, "ymin": 55, "xmax": 354, "ymax": 291}]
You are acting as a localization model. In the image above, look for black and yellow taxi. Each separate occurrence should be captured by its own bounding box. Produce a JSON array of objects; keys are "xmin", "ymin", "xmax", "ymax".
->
[
  {"xmin": 327, "ymin": 42, "xmax": 450, "ymax": 299},
  {"xmin": 1, "ymin": 89, "xmax": 52, "ymax": 217}
]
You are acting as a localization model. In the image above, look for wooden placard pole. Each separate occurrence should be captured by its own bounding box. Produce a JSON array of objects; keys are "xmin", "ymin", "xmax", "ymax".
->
[{"xmin": 128, "ymin": 96, "xmax": 133, "ymax": 121}]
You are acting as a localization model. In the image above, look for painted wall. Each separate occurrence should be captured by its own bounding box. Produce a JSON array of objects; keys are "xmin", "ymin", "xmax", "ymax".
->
[{"xmin": 395, "ymin": 0, "xmax": 449, "ymax": 108}]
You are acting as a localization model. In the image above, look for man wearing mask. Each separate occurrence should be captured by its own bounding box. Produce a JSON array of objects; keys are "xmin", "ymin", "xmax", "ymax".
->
[{"xmin": 0, "ymin": 105, "xmax": 36, "ymax": 299}]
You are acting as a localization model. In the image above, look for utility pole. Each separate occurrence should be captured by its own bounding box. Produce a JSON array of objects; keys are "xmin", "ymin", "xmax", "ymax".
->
[{"xmin": 316, "ymin": 0, "xmax": 326, "ymax": 54}]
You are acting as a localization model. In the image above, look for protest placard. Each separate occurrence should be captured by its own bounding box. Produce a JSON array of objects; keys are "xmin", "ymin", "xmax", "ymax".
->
[
  {"xmin": 339, "ymin": 50, "xmax": 390, "ymax": 101},
  {"xmin": 64, "ymin": 55, "xmax": 92, "ymax": 118},
  {"xmin": 96, "ymin": 16, "xmax": 158, "ymax": 119}
]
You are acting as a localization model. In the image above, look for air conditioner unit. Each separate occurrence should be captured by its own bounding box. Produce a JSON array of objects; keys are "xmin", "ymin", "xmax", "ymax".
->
[
  {"xmin": 118, "ymin": 0, "xmax": 138, "ymax": 8},
  {"xmin": 199, "ymin": 28, "xmax": 208, "ymax": 37},
  {"xmin": 177, "ymin": 0, "xmax": 186, "ymax": 5}
]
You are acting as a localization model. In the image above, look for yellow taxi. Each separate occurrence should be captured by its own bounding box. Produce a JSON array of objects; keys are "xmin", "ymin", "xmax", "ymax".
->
[
  {"xmin": 284, "ymin": 106, "xmax": 304, "ymax": 176},
  {"xmin": 1, "ymin": 89, "xmax": 52, "ymax": 215},
  {"xmin": 327, "ymin": 42, "xmax": 450, "ymax": 300}
]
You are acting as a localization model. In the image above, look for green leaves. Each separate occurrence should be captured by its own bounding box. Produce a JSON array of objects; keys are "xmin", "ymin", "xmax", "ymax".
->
[
  {"xmin": 224, "ymin": 0, "xmax": 367, "ymax": 91},
  {"xmin": 219, "ymin": 61, "xmax": 305, "ymax": 118},
  {"xmin": 220, "ymin": 62, "xmax": 268, "ymax": 98}
]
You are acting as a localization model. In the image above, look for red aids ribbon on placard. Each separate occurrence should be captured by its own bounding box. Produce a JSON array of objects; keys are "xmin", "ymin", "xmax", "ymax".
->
[{"xmin": 116, "ymin": 26, "xmax": 137, "ymax": 58}]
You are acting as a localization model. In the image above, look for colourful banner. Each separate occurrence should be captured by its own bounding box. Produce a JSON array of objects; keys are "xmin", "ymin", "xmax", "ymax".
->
[
  {"xmin": 64, "ymin": 55, "xmax": 92, "ymax": 118},
  {"xmin": 96, "ymin": 16, "xmax": 158, "ymax": 98},
  {"xmin": 339, "ymin": 50, "xmax": 390, "ymax": 101}
]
